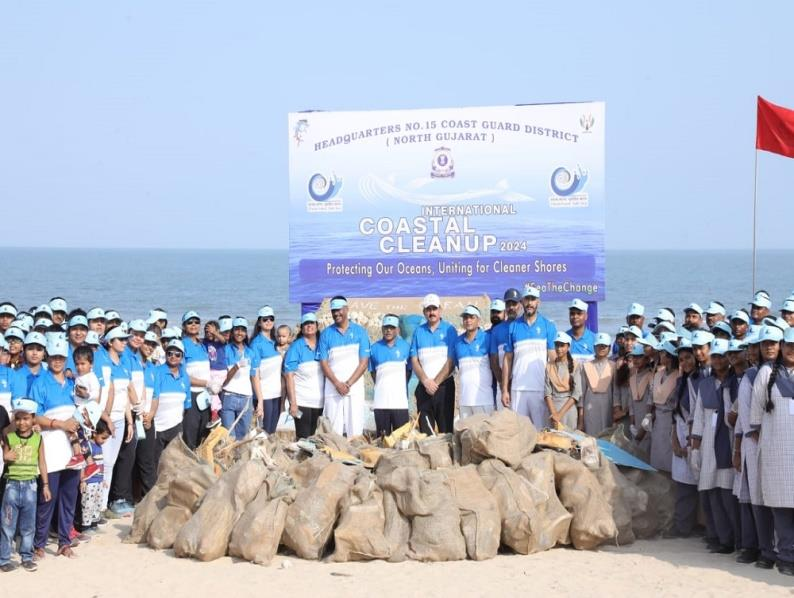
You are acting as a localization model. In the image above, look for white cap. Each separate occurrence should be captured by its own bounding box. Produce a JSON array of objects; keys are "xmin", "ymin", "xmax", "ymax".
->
[
  {"xmin": 784, "ymin": 328, "xmax": 794, "ymax": 343},
  {"xmin": 87, "ymin": 308, "xmax": 106, "ymax": 321},
  {"xmin": 422, "ymin": 293, "xmax": 441, "ymax": 308},
  {"xmin": 655, "ymin": 308, "xmax": 675, "ymax": 323},
  {"xmin": 626, "ymin": 325, "xmax": 643, "ymax": 339},
  {"xmin": 104, "ymin": 327, "xmax": 129, "ymax": 342},
  {"xmin": 166, "ymin": 339, "xmax": 185, "ymax": 353},
  {"xmin": 781, "ymin": 300, "xmax": 794, "ymax": 313},
  {"xmin": 594, "ymin": 332, "xmax": 611, "ymax": 346},
  {"xmin": 46, "ymin": 337, "xmax": 69, "ymax": 357},
  {"xmin": 24, "ymin": 331, "xmax": 46, "ymax": 347},
  {"xmin": 0, "ymin": 303, "xmax": 17, "ymax": 317},
  {"xmin": 710, "ymin": 339, "xmax": 729, "ymax": 356},
  {"xmin": 705, "ymin": 301, "xmax": 726, "ymax": 316},
  {"xmin": 691, "ymin": 330, "xmax": 715, "ymax": 346},
  {"xmin": 684, "ymin": 303, "xmax": 703, "ymax": 316},
  {"xmin": 129, "ymin": 319, "xmax": 147, "ymax": 333},
  {"xmin": 218, "ymin": 318, "xmax": 233, "ymax": 333},
  {"xmin": 731, "ymin": 310, "xmax": 750, "ymax": 324},
  {"xmin": 569, "ymin": 298, "xmax": 588, "ymax": 312},
  {"xmin": 49, "ymin": 298, "xmax": 67, "ymax": 313},
  {"xmin": 522, "ymin": 285, "xmax": 541, "ymax": 298},
  {"xmin": 146, "ymin": 309, "xmax": 168, "ymax": 324},
  {"xmin": 627, "ymin": 303, "xmax": 644, "ymax": 317},
  {"xmin": 85, "ymin": 331, "xmax": 101, "ymax": 346},
  {"xmin": 554, "ymin": 331, "xmax": 572, "ymax": 345},
  {"xmin": 460, "ymin": 305, "xmax": 481, "ymax": 318},
  {"xmin": 759, "ymin": 326, "xmax": 783, "ymax": 343},
  {"xmin": 653, "ymin": 320, "xmax": 676, "ymax": 334},
  {"xmin": 751, "ymin": 292, "xmax": 772, "ymax": 309}
]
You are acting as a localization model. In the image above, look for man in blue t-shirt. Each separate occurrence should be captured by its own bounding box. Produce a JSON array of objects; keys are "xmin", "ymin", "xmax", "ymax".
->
[{"xmin": 410, "ymin": 293, "xmax": 456, "ymax": 434}]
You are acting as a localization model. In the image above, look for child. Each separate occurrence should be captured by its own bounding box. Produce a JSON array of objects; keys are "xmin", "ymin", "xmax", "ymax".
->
[
  {"xmin": 67, "ymin": 347, "xmax": 101, "ymax": 475},
  {"xmin": 203, "ymin": 320, "xmax": 227, "ymax": 426},
  {"xmin": 544, "ymin": 332, "xmax": 581, "ymax": 429},
  {"xmin": 1, "ymin": 398, "xmax": 50, "ymax": 573},
  {"xmin": 80, "ymin": 419, "xmax": 111, "ymax": 532},
  {"xmin": 276, "ymin": 325, "xmax": 293, "ymax": 358}
]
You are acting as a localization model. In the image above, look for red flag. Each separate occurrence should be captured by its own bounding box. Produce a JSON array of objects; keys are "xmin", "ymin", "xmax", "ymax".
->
[{"xmin": 757, "ymin": 96, "xmax": 794, "ymax": 158}]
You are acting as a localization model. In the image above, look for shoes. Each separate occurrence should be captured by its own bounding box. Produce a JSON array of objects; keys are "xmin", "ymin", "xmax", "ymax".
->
[
  {"xmin": 32, "ymin": 548, "xmax": 45, "ymax": 562},
  {"xmin": 735, "ymin": 549, "xmax": 758, "ymax": 564},
  {"xmin": 777, "ymin": 561, "xmax": 794, "ymax": 576},
  {"xmin": 709, "ymin": 544, "xmax": 735, "ymax": 554},
  {"xmin": 0, "ymin": 563, "xmax": 17, "ymax": 573},
  {"xmin": 21, "ymin": 561, "xmax": 37, "ymax": 572},
  {"xmin": 662, "ymin": 528, "xmax": 690, "ymax": 539},
  {"xmin": 82, "ymin": 463, "xmax": 100, "ymax": 479},
  {"xmin": 102, "ymin": 509, "xmax": 121, "ymax": 520},
  {"xmin": 756, "ymin": 556, "xmax": 776, "ymax": 569},
  {"xmin": 206, "ymin": 418, "xmax": 221, "ymax": 430},
  {"xmin": 57, "ymin": 545, "xmax": 76, "ymax": 558},
  {"xmin": 66, "ymin": 455, "xmax": 86, "ymax": 470},
  {"xmin": 70, "ymin": 528, "xmax": 90, "ymax": 543},
  {"xmin": 109, "ymin": 499, "xmax": 134, "ymax": 515}
]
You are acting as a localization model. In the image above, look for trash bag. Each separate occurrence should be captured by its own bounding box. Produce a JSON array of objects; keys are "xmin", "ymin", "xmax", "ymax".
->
[
  {"xmin": 126, "ymin": 484, "xmax": 168, "ymax": 544},
  {"xmin": 413, "ymin": 435, "xmax": 454, "ymax": 469},
  {"xmin": 381, "ymin": 489, "xmax": 411, "ymax": 563},
  {"xmin": 156, "ymin": 435, "xmax": 202, "ymax": 479},
  {"xmin": 332, "ymin": 471, "xmax": 391, "ymax": 562},
  {"xmin": 551, "ymin": 452, "xmax": 617, "ymax": 549},
  {"xmin": 289, "ymin": 453, "xmax": 332, "ymax": 488},
  {"xmin": 479, "ymin": 458, "xmax": 569, "ymax": 554},
  {"xmin": 174, "ymin": 459, "xmax": 268, "ymax": 561},
  {"xmin": 147, "ymin": 505, "xmax": 193, "ymax": 550},
  {"xmin": 455, "ymin": 410, "xmax": 537, "ymax": 468},
  {"xmin": 282, "ymin": 461, "xmax": 360, "ymax": 560},
  {"xmin": 228, "ymin": 471, "xmax": 297, "ymax": 565},
  {"xmin": 374, "ymin": 449, "xmax": 429, "ymax": 482},
  {"xmin": 593, "ymin": 459, "xmax": 643, "ymax": 545},
  {"xmin": 621, "ymin": 468, "xmax": 674, "ymax": 538},
  {"xmin": 444, "ymin": 465, "xmax": 500, "ymax": 560},
  {"xmin": 514, "ymin": 452, "xmax": 572, "ymax": 551}
]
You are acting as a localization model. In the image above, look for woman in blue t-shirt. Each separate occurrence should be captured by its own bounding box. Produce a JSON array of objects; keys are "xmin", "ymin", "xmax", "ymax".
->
[{"xmin": 220, "ymin": 318, "xmax": 257, "ymax": 440}]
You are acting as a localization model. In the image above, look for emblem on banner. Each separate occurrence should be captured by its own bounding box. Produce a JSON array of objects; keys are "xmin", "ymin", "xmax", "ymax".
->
[
  {"xmin": 579, "ymin": 113, "xmax": 595, "ymax": 133},
  {"xmin": 293, "ymin": 119, "xmax": 309, "ymax": 146},
  {"xmin": 430, "ymin": 147, "xmax": 455, "ymax": 178},
  {"xmin": 550, "ymin": 166, "xmax": 588, "ymax": 197},
  {"xmin": 306, "ymin": 172, "xmax": 343, "ymax": 213}
]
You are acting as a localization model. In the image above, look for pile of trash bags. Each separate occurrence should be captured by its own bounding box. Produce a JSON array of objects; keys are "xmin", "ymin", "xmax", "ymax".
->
[{"xmin": 125, "ymin": 410, "xmax": 673, "ymax": 565}]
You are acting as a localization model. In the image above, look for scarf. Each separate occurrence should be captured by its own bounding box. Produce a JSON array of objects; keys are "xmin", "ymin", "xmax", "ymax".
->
[
  {"xmin": 652, "ymin": 368, "xmax": 680, "ymax": 405},
  {"xmin": 629, "ymin": 369, "xmax": 652, "ymax": 402},
  {"xmin": 701, "ymin": 375, "xmax": 732, "ymax": 468},
  {"xmin": 775, "ymin": 367, "xmax": 794, "ymax": 398},
  {"xmin": 546, "ymin": 361, "xmax": 571, "ymax": 393},
  {"xmin": 583, "ymin": 359, "xmax": 614, "ymax": 393}
]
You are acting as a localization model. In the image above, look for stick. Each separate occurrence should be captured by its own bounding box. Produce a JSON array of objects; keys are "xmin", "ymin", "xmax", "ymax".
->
[{"xmin": 752, "ymin": 149, "xmax": 758, "ymax": 293}]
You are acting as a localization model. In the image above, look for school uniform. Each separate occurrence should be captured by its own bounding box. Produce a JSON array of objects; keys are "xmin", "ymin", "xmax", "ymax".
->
[
  {"xmin": 250, "ymin": 333, "xmax": 282, "ymax": 434},
  {"xmin": 152, "ymin": 364, "xmax": 191, "ymax": 464},
  {"xmin": 628, "ymin": 368, "xmax": 653, "ymax": 454},
  {"xmin": 649, "ymin": 368, "xmax": 679, "ymax": 473},
  {"xmin": 671, "ymin": 375, "xmax": 699, "ymax": 536},
  {"xmin": 454, "ymin": 329, "xmax": 495, "ymax": 419},
  {"xmin": 182, "ymin": 336, "xmax": 210, "ymax": 448},
  {"xmin": 410, "ymin": 320, "xmax": 456, "ymax": 434},
  {"xmin": 504, "ymin": 314, "xmax": 557, "ymax": 427},
  {"xmin": 283, "ymin": 337, "xmax": 324, "ymax": 439},
  {"xmin": 369, "ymin": 337, "xmax": 411, "ymax": 435},
  {"xmin": 735, "ymin": 366, "xmax": 776, "ymax": 561},
  {"xmin": 221, "ymin": 343, "xmax": 258, "ymax": 440},
  {"xmin": 318, "ymin": 322, "xmax": 371, "ymax": 437},
  {"xmin": 692, "ymin": 374, "xmax": 737, "ymax": 549},
  {"xmin": 544, "ymin": 360, "xmax": 581, "ymax": 429},
  {"xmin": 581, "ymin": 359, "xmax": 615, "ymax": 435},
  {"xmin": 30, "ymin": 370, "xmax": 79, "ymax": 551},
  {"xmin": 750, "ymin": 364, "xmax": 794, "ymax": 566}
]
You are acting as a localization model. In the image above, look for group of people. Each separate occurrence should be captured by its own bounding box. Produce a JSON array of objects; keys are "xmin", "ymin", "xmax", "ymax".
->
[{"xmin": 1, "ymin": 287, "xmax": 794, "ymax": 577}]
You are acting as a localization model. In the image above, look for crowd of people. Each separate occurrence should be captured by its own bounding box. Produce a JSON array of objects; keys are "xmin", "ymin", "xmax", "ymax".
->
[{"xmin": 1, "ymin": 287, "xmax": 794, "ymax": 577}]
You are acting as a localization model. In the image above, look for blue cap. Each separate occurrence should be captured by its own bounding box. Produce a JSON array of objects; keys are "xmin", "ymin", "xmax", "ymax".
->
[
  {"xmin": 522, "ymin": 284, "xmax": 540, "ymax": 298},
  {"xmin": 676, "ymin": 338, "xmax": 693, "ymax": 352},
  {"xmin": 46, "ymin": 336, "xmax": 69, "ymax": 357},
  {"xmin": 218, "ymin": 318, "xmax": 233, "ymax": 333},
  {"xmin": 232, "ymin": 317, "xmax": 249, "ymax": 329},
  {"xmin": 627, "ymin": 303, "xmax": 644, "ymax": 317},
  {"xmin": 105, "ymin": 327, "xmax": 129, "ymax": 342},
  {"xmin": 489, "ymin": 299, "xmax": 506, "ymax": 312},
  {"xmin": 382, "ymin": 315, "xmax": 399, "ymax": 328},
  {"xmin": 569, "ymin": 298, "xmax": 588, "ymax": 312},
  {"xmin": 727, "ymin": 339, "xmax": 747, "ymax": 352},
  {"xmin": 34, "ymin": 318, "xmax": 52, "ymax": 329},
  {"xmin": 257, "ymin": 306, "xmax": 275, "ymax": 318},
  {"xmin": 659, "ymin": 341, "xmax": 678, "ymax": 356},
  {"xmin": 626, "ymin": 325, "xmax": 643, "ymax": 339},
  {"xmin": 144, "ymin": 331, "xmax": 159, "ymax": 343},
  {"xmin": 11, "ymin": 398, "xmax": 38, "ymax": 414},
  {"xmin": 711, "ymin": 321, "xmax": 733, "ymax": 337},
  {"xmin": 659, "ymin": 331, "xmax": 678, "ymax": 344},
  {"xmin": 68, "ymin": 315, "xmax": 88, "ymax": 329},
  {"xmin": 630, "ymin": 344, "xmax": 646, "ymax": 356},
  {"xmin": 710, "ymin": 339, "xmax": 729, "ymax": 356},
  {"xmin": 182, "ymin": 310, "xmax": 200, "ymax": 324},
  {"xmin": 460, "ymin": 305, "xmax": 481, "ymax": 318},
  {"xmin": 24, "ymin": 331, "xmax": 46, "ymax": 347},
  {"xmin": 129, "ymin": 319, "xmax": 147, "ymax": 333},
  {"xmin": 105, "ymin": 310, "xmax": 121, "ymax": 322},
  {"xmin": 503, "ymin": 288, "xmax": 521, "ymax": 302},
  {"xmin": 166, "ymin": 339, "xmax": 185, "ymax": 353},
  {"xmin": 554, "ymin": 331, "xmax": 572, "ymax": 345},
  {"xmin": 5, "ymin": 327, "xmax": 24, "ymax": 342},
  {"xmin": 691, "ymin": 330, "xmax": 715, "ymax": 346},
  {"xmin": 758, "ymin": 325, "xmax": 783, "ymax": 343},
  {"xmin": 87, "ymin": 307, "xmax": 106, "ymax": 321},
  {"xmin": 146, "ymin": 309, "xmax": 168, "ymax": 324},
  {"xmin": 49, "ymin": 298, "xmax": 67, "ymax": 314},
  {"xmin": 594, "ymin": 332, "xmax": 611, "ymax": 346},
  {"xmin": 784, "ymin": 328, "xmax": 794, "ymax": 343},
  {"xmin": 731, "ymin": 310, "xmax": 750, "ymax": 324},
  {"xmin": 85, "ymin": 331, "xmax": 101, "ymax": 346},
  {"xmin": 329, "ymin": 298, "xmax": 348, "ymax": 310},
  {"xmin": 300, "ymin": 312, "xmax": 318, "ymax": 325},
  {"xmin": 34, "ymin": 304, "xmax": 52, "ymax": 317}
]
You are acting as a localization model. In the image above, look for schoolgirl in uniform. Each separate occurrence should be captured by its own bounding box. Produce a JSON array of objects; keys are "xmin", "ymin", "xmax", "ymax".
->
[
  {"xmin": 627, "ymin": 343, "xmax": 653, "ymax": 453},
  {"xmin": 581, "ymin": 332, "xmax": 615, "ymax": 436},
  {"xmin": 649, "ymin": 341, "xmax": 679, "ymax": 473},
  {"xmin": 544, "ymin": 332, "xmax": 581, "ymax": 429}
]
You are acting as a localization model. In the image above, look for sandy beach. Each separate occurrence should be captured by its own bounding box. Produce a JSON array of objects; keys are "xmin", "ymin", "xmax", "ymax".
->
[{"xmin": 1, "ymin": 519, "xmax": 791, "ymax": 598}]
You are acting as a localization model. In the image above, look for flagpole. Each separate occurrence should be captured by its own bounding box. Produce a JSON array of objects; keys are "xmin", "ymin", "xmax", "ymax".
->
[{"xmin": 752, "ymin": 149, "xmax": 758, "ymax": 293}]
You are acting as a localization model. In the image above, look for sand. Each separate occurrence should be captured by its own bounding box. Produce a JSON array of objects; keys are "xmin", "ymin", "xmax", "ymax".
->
[{"xmin": 3, "ymin": 519, "xmax": 793, "ymax": 597}]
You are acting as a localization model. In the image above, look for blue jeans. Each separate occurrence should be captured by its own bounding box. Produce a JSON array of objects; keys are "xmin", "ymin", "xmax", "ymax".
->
[
  {"xmin": 261, "ymin": 397, "xmax": 280, "ymax": 435},
  {"xmin": 220, "ymin": 392, "xmax": 252, "ymax": 440},
  {"xmin": 35, "ymin": 469, "xmax": 79, "ymax": 550},
  {"xmin": 1, "ymin": 479, "xmax": 37, "ymax": 564}
]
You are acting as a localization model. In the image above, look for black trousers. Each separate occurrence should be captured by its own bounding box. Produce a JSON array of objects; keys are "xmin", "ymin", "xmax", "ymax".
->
[
  {"xmin": 134, "ymin": 423, "xmax": 157, "ymax": 497},
  {"xmin": 182, "ymin": 392, "xmax": 210, "ymax": 449},
  {"xmin": 293, "ymin": 406, "xmax": 323, "ymax": 440},
  {"xmin": 109, "ymin": 420, "xmax": 136, "ymax": 504},
  {"xmin": 154, "ymin": 422, "xmax": 183, "ymax": 470},
  {"xmin": 674, "ymin": 481, "xmax": 699, "ymax": 536},
  {"xmin": 416, "ymin": 377, "xmax": 455, "ymax": 435},
  {"xmin": 374, "ymin": 408, "xmax": 410, "ymax": 437},
  {"xmin": 753, "ymin": 504, "xmax": 777, "ymax": 561}
]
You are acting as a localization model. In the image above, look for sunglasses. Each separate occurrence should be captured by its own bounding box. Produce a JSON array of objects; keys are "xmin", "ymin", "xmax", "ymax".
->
[
  {"xmin": 185, "ymin": 319, "xmax": 200, "ymax": 326},
  {"xmin": 261, "ymin": 316, "xmax": 275, "ymax": 322},
  {"xmin": 166, "ymin": 350, "xmax": 183, "ymax": 358}
]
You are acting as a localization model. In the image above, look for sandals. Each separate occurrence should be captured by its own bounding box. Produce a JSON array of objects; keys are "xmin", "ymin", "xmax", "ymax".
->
[{"xmin": 57, "ymin": 545, "xmax": 77, "ymax": 558}]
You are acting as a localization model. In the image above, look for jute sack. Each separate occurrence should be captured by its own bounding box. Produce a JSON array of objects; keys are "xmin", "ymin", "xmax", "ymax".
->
[
  {"xmin": 146, "ymin": 463, "xmax": 217, "ymax": 550},
  {"xmin": 332, "ymin": 471, "xmax": 391, "ymax": 562},
  {"xmin": 593, "ymin": 459, "xmax": 645, "ymax": 545},
  {"xmin": 621, "ymin": 468, "xmax": 674, "ymax": 538},
  {"xmin": 374, "ymin": 449, "xmax": 428, "ymax": 482},
  {"xmin": 551, "ymin": 452, "xmax": 617, "ymax": 549},
  {"xmin": 444, "ymin": 465, "xmax": 501, "ymax": 560},
  {"xmin": 413, "ymin": 435, "xmax": 454, "ymax": 469},
  {"xmin": 289, "ymin": 453, "xmax": 333, "ymax": 488},
  {"xmin": 515, "ymin": 451, "xmax": 573, "ymax": 550},
  {"xmin": 282, "ymin": 461, "xmax": 360, "ymax": 560},
  {"xmin": 455, "ymin": 410, "xmax": 538, "ymax": 468},
  {"xmin": 381, "ymin": 489, "xmax": 411, "ymax": 563},
  {"xmin": 174, "ymin": 459, "xmax": 268, "ymax": 561},
  {"xmin": 228, "ymin": 471, "xmax": 297, "ymax": 565}
]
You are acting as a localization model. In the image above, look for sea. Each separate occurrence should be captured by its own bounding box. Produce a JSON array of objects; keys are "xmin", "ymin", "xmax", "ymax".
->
[{"xmin": 3, "ymin": 248, "xmax": 791, "ymax": 335}]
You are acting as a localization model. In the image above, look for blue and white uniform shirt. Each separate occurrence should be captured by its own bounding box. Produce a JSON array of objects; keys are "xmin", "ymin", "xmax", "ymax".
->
[
  {"xmin": 153, "ymin": 364, "xmax": 190, "ymax": 432},
  {"xmin": 409, "ymin": 320, "xmax": 455, "ymax": 380},
  {"xmin": 505, "ymin": 314, "xmax": 557, "ymax": 392},
  {"xmin": 567, "ymin": 328, "xmax": 596, "ymax": 363},
  {"xmin": 369, "ymin": 337, "xmax": 411, "ymax": 410},
  {"xmin": 250, "ymin": 334, "xmax": 282, "ymax": 400},
  {"xmin": 283, "ymin": 338, "xmax": 324, "ymax": 409},
  {"xmin": 317, "ymin": 322, "xmax": 371, "ymax": 396},
  {"xmin": 183, "ymin": 337, "xmax": 210, "ymax": 393},
  {"xmin": 454, "ymin": 329, "xmax": 494, "ymax": 407}
]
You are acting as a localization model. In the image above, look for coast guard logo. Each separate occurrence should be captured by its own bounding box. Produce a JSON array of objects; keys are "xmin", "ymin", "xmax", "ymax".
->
[
  {"xmin": 308, "ymin": 172, "xmax": 342, "ymax": 202},
  {"xmin": 430, "ymin": 147, "xmax": 455, "ymax": 179},
  {"xmin": 579, "ymin": 113, "xmax": 594, "ymax": 133},
  {"xmin": 293, "ymin": 119, "xmax": 309, "ymax": 146},
  {"xmin": 550, "ymin": 165, "xmax": 588, "ymax": 197},
  {"xmin": 395, "ymin": 349, "xmax": 401, "ymax": 358}
]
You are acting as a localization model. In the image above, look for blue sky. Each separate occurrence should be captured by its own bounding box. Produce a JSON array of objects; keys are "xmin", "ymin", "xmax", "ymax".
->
[{"xmin": 1, "ymin": 2, "xmax": 792, "ymax": 250}]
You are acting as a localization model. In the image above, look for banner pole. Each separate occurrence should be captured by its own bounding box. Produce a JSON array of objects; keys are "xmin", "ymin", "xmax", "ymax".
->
[{"xmin": 752, "ymin": 150, "xmax": 758, "ymax": 293}]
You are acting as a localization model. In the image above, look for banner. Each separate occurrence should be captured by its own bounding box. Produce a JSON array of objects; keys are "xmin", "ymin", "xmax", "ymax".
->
[{"xmin": 289, "ymin": 103, "xmax": 605, "ymax": 302}]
